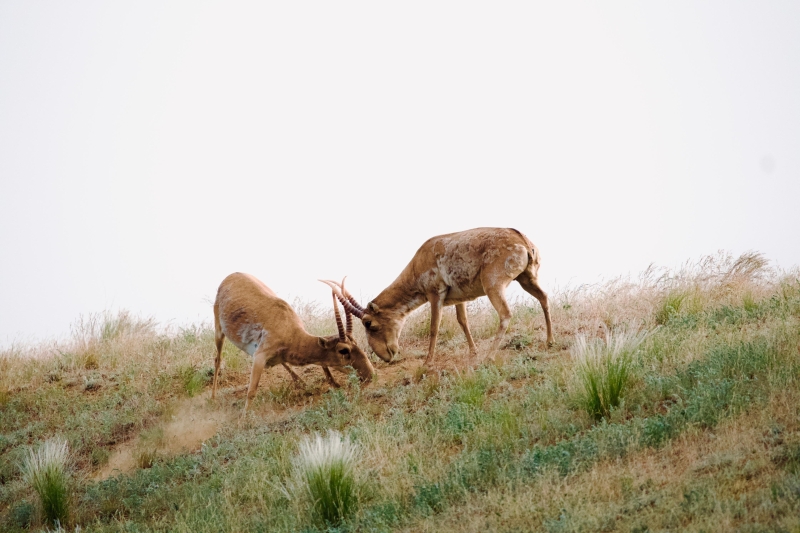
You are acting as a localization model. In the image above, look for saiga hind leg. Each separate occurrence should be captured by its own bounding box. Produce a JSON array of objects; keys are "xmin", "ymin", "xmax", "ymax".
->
[
  {"xmin": 480, "ymin": 270, "xmax": 514, "ymax": 356},
  {"xmin": 424, "ymin": 290, "xmax": 446, "ymax": 366},
  {"xmin": 516, "ymin": 270, "xmax": 555, "ymax": 347},
  {"xmin": 212, "ymin": 303, "xmax": 225, "ymax": 399},
  {"xmin": 455, "ymin": 302, "xmax": 478, "ymax": 357}
]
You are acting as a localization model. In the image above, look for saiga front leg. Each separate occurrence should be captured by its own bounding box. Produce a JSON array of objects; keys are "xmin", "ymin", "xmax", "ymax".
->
[
  {"xmin": 281, "ymin": 363, "xmax": 307, "ymax": 387},
  {"xmin": 322, "ymin": 367, "xmax": 340, "ymax": 388},
  {"xmin": 244, "ymin": 348, "xmax": 271, "ymax": 412}
]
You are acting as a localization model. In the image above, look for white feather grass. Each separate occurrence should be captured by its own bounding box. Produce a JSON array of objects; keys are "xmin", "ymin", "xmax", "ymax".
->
[
  {"xmin": 20, "ymin": 437, "xmax": 71, "ymax": 527},
  {"xmin": 292, "ymin": 430, "xmax": 360, "ymax": 526},
  {"xmin": 573, "ymin": 326, "xmax": 650, "ymax": 420}
]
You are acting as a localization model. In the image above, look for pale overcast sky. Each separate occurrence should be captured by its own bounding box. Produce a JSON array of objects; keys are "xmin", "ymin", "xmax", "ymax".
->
[{"xmin": 1, "ymin": 2, "xmax": 799, "ymax": 346}]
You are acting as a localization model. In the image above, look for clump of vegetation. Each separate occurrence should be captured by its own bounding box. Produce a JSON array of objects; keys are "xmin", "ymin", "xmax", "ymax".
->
[
  {"xmin": 82, "ymin": 374, "xmax": 101, "ymax": 391},
  {"xmin": 19, "ymin": 437, "xmax": 71, "ymax": 528},
  {"xmin": 655, "ymin": 290, "xmax": 688, "ymax": 324},
  {"xmin": 292, "ymin": 430, "xmax": 360, "ymax": 527},
  {"xmin": 572, "ymin": 326, "xmax": 649, "ymax": 420},
  {"xmin": 8, "ymin": 500, "xmax": 34, "ymax": 530},
  {"xmin": 177, "ymin": 364, "xmax": 211, "ymax": 397},
  {"xmin": 135, "ymin": 427, "xmax": 166, "ymax": 469},
  {"xmin": 504, "ymin": 332, "xmax": 534, "ymax": 351}
]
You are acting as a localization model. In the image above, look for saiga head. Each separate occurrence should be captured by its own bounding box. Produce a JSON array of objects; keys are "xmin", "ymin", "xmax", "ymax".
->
[
  {"xmin": 320, "ymin": 290, "xmax": 376, "ymax": 381},
  {"xmin": 359, "ymin": 301, "xmax": 403, "ymax": 362},
  {"xmin": 320, "ymin": 279, "xmax": 402, "ymax": 362}
]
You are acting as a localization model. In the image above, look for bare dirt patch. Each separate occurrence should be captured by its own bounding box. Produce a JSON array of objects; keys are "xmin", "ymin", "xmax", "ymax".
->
[
  {"xmin": 94, "ymin": 391, "xmax": 238, "ymax": 481},
  {"xmin": 92, "ymin": 365, "xmax": 339, "ymax": 481},
  {"xmin": 93, "ymin": 439, "xmax": 138, "ymax": 481}
]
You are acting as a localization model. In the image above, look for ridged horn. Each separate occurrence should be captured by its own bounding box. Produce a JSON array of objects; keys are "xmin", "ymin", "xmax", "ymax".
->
[
  {"xmin": 331, "ymin": 292, "xmax": 345, "ymax": 342},
  {"xmin": 319, "ymin": 279, "xmax": 365, "ymax": 319},
  {"xmin": 331, "ymin": 277, "xmax": 367, "ymax": 315},
  {"xmin": 341, "ymin": 278, "xmax": 353, "ymax": 336}
]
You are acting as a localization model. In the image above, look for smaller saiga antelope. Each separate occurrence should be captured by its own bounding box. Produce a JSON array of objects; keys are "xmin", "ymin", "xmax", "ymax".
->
[{"xmin": 212, "ymin": 272, "xmax": 375, "ymax": 411}]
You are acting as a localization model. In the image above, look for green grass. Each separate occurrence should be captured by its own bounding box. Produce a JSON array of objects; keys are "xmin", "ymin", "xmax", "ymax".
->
[{"xmin": 0, "ymin": 253, "xmax": 799, "ymax": 532}]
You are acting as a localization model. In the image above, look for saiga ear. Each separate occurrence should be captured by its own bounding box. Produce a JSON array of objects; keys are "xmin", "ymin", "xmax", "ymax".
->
[
  {"xmin": 368, "ymin": 301, "xmax": 380, "ymax": 313},
  {"xmin": 317, "ymin": 337, "xmax": 327, "ymax": 348}
]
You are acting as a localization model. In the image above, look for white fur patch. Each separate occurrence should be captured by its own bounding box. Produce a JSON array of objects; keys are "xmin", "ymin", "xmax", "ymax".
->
[
  {"xmin": 397, "ymin": 294, "xmax": 427, "ymax": 315},
  {"xmin": 238, "ymin": 324, "xmax": 266, "ymax": 356}
]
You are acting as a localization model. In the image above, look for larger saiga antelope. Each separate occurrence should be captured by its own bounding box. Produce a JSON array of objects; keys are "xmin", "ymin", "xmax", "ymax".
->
[
  {"xmin": 212, "ymin": 272, "xmax": 375, "ymax": 411},
  {"xmin": 324, "ymin": 228, "xmax": 554, "ymax": 365}
]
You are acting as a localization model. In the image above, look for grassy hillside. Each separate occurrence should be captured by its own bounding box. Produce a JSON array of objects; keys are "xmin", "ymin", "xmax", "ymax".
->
[{"xmin": 2, "ymin": 252, "xmax": 799, "ymax": 532}]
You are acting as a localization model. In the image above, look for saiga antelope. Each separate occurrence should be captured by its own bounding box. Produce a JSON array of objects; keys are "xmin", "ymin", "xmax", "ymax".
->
[
  {"xmin": 212, "ymin": 272, "xmax": 375, "ymax": 411},
  {"xmin": 324, "ymin": 227, "xmax": 554, "ymax": 365}
]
